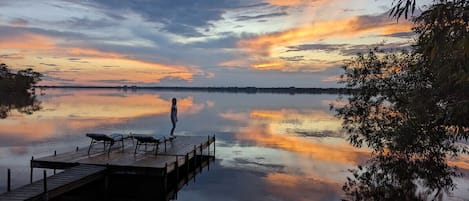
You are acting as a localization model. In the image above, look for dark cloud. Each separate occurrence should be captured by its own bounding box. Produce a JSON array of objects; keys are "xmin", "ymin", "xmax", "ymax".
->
[
  {"xmin": 341, "ymin": 42, "xmax": 411, "ymax": 56},
  {"xmin": 94, "ymin": 79, "xmax": 134, "ymax": 84},
  {"xmin": 279, "ymin": 56, "xmax": 304, "ymax": 62},
  {"xmin": 0, "ymin": 25, "xmax": 91, "ymax": 41},
  {"xmin": 232, "ymin": 158, "xmax": 285, "ymax": 171},
  {"xmin": 42, "ymin": 75, "xmax": 75, "ymax": 82},
  {"xmin": 286, "ymin": 44, "xmax": 347, "ymax": 52},
  {"xmin": 9, "ymin": 18, "xmax": 28, "ymax": 26},
  {"xmin": 235, "ymin": 11, "xmax": 288, "ymax": 21},
  {"xmin": 292, "ymin": 129, "xmax": 345, "ymax": 138},
  {"xmin": 0, "ymin": 53, "xmax": 24, "ymax": 59},
  {"xmin": 286, "ymin": 42, "xmax": 411, "ymax": 56},
  {"xmin": 40, "ymin": 63, "xmax": 58, "ymax": 67},
  {"xmin": 79, "ymin": 0, "xmax": 249, "ymax": 37},
  {"xmin": 383, "ymin": 31, "xmax": 416, "ymax": 38},
  {"xmin": 190, "ymin": 34, "xmax": 240, "ymax": 49},
  {"xmin": 65, "ymin": 17, "xmax": 117, "ymax": 29},
  {"xmin": 343, "ymin": 8, "xmax": 364, "ymax": 12}
]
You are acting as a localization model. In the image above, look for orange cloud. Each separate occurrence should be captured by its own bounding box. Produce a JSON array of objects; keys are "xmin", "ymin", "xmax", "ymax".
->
[
  {"xmin": 0, "ymin": 31, "xmax": 195, "ymax": 84},
  {"xmin": 0, "ymin": 33, "xmax": 55, "ymax": 50},
  {"xmin": 238, "ymin": 14, "xmax": 412, "ymax": 71},
  {"xmin": 239, "ymin": 16, "xmax": 411, "ymax": 56},
  {"xmin": 67, "ymin": 48, "xmax": 122, "ymax": 58},
  {"xmin": 322, "ymin": 75, "xmax": 345, "ymax": 82}
]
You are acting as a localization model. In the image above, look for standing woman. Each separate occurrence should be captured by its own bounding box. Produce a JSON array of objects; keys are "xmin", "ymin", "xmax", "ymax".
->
[{"xmin": 170, "ymin": 98, "xmax": 178, "ymax": 136}]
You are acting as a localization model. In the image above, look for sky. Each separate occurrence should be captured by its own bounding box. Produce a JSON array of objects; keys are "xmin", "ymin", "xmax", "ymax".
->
[{"xmin": 0, "ymin": 0, "xmax": 420, "ymax": 87}]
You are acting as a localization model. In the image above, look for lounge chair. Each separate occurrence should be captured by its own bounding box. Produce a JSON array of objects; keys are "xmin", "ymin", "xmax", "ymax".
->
[
  {"xmin": 86, "ymin": 133, "xmax": 129, "ymax": 154},
  {"xmin": 131, "ymin": 134, "xmax": 175, "ymax": 155}
]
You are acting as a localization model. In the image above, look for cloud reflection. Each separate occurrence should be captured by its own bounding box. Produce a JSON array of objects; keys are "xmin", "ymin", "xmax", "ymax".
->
[{"xmin": 221, "ymin": 109, "xmax": 369, "ymax": 165}]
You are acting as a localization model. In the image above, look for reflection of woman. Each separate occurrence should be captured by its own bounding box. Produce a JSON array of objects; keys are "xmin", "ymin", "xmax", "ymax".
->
[{"xmin": 170, "ymin": 98, "xmax": 178, "ymax": 136}]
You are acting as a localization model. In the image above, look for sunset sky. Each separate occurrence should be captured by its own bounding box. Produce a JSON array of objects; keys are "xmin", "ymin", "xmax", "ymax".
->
[{"xmin": 0, "ymin": 0, "xmax": 422, "ymax": 87}]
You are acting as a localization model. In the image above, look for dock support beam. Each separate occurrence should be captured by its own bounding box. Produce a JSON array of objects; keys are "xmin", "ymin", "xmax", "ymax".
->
[
  {"xmin": 175, "ymin": 156, "xmax": 179, "ymax": 182},
  {"xmin": 163, "ymin": 163, "xmax": 168, "ymax": 193},
  {"xmin": 43, "ymin": 170, "xmax": 48, "ymax": 201},
  {"xmin": 7, "ymin": 169, "xmax": 11, "ymax": 192},
  {"xmin": 30, "ymin": 156, "xmax": 34, "ymax": 184},
  {"xmin": 185, "ymin": 153, "xmax": 189, "ymax": 184}
]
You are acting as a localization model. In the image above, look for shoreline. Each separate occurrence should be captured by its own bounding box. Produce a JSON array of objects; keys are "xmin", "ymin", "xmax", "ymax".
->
[{"xmin": 34, "ymin": 85, "xmax": 353, "ymax": 94}]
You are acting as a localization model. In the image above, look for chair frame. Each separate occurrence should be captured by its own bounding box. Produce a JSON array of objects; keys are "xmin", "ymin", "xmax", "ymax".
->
[
  {"xmin": 132, "ymin": 134, "xmax": 175, "ymax": 155},
  {"xmin": 86, "ymin": 133, "xmax": 126, "ymax": 155}
]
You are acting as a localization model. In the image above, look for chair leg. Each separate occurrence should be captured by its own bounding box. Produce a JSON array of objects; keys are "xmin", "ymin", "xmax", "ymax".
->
[
  {"xmin": 108, "ymin": 141, "xmax": 114, "ymax": 155},
  {"xmin": 134, "ymin": 141, "xmax": 139, "ymax": 155},
  {"xmin": 155, "ymin": 143, "xmax": 159, "ymax": 155},
  {"xmin": 88, "ymin": 139, "xmax": 94, "ymax": 154}
]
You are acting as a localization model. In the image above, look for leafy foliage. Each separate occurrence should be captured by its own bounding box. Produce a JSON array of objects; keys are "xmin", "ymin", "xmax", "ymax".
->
[
  {"xmin": 337, "ymin": 0, "xmax": 468, "ymax": 200},
  {"xmin": 0, "ymin": 63, "xmax": 43, "ymax": 118},
  {"xmin": 390, "ymin": 0, "xmax": 417, "ymax": 19},
  {"xmin": 0, "ymin": 63, "xmax": 42, "ymax": 93}
]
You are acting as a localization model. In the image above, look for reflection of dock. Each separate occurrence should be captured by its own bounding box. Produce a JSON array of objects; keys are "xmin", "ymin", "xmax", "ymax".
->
[{"xmin": 0, "ymin": 135, "xmax": 215, "ymax": 201}]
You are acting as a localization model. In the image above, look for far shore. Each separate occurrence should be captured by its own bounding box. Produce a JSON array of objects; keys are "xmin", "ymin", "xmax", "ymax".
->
[{"xmin": 34, "ymin": 85, "xmax": 353, "ymax": 94}]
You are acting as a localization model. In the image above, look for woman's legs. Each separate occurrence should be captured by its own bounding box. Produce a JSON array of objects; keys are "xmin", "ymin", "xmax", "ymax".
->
[{"xmin": 170, "ymin": 120, "xmax": 176, "ymax": 135}]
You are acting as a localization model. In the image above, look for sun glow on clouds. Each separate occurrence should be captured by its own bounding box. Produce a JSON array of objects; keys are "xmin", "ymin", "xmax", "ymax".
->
[
  {"xmin": 0, "ymin": 33, "xmax": 195, "ymax": 85},
  {"xmin": 237, "ymin": 15, "xmax": 412, "ymax": 72},
  {"xmin": 0, "ymin": 33, "xmax": 55, "ymax": 50}
]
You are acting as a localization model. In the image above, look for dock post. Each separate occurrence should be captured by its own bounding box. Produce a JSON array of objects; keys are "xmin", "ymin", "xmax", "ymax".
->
[
  {"xmin": 175, "ymin": 156, "xmax": 179, "ymax": 182},
  {"xmin": 185, "ymin": 153, "xmax": 189, "ymax": 184},
  {"xmin": 163, "ymin": 162, "xmax": 168, "ymax": 193},
  {"xmin": 213, "ymin": 135, "xmax": 216, "ymax": 157},
  {"xmin": 53, "ymin": 151, "xmax": 56, "ymax": 175},
  {"xmin": 104, "ymin": 164, "xmax": 109, "ymax": 201},
  {"xmin": 30, "ymin": 156, "xmax": 34, "ymax": 184},
  {"xmin": 43, "ymin": 170, "xmax": 48, "ymax": 201},
  {"xmin": 7, "ymin": 169, "xmax": 11, "ymax": 192},
  {"xmin": 207, "ymin": 135, "xmax": 210, "ymax": 154},
  {"xmin": 193, "ymin": 145, "xmax": 197, "ymax": 168},
  {"xmin": 76, "ymin": 146, "xmax": 79, "ymax": 152}
]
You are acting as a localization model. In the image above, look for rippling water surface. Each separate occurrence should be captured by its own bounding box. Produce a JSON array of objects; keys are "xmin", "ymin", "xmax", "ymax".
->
[{"xmin": 0, "ymin": 89, "xmax": 468, "ymax": 200}]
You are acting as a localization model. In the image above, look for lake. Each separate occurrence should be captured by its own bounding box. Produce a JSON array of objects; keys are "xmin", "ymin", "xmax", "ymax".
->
[{"xmin": 0, "ymin": 89, "xmax": 468, "ymax": 200}]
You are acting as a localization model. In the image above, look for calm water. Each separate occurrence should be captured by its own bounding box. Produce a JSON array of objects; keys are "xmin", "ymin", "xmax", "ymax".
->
[{"xmin": 0, "ymin": 89, "xmax": 468, "ymax": 200}]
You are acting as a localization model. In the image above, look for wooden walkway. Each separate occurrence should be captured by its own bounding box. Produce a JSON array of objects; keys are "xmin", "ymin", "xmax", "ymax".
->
[
  {"xmin": 0, "ymin": 165, "xmax": 105, "ymax": 201},
  {"xmin": 0, "ymin": 135, "xmax": 215, "ymax": 201}
]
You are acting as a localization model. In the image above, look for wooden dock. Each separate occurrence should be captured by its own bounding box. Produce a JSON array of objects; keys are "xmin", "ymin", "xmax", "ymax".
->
[
  {"xmin": 0, "ymin": 165, "xmax": 105, "ymax": 201},
  {"xmin": 1, "ymin": 135, "xmax": 215, "ymax": 201}
]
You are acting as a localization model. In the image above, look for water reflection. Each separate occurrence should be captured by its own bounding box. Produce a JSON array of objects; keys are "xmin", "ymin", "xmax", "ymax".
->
[
  {"xmin": 0, "ymin": 91, "xmax": 41, "ymax": 119},
  {"xmin": 0, "ymin": 89, "xmax": 467, "ymax": 200}
]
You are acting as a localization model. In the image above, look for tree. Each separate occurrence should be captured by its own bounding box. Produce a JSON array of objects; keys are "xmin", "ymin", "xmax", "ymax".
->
[
  {"xmin": 0, "ymin": 63, "xmax": 43, "ymax": 118},
  {"xmin": 336, "ymin": 0, "xmax": 468, "ymax": 200},
  {"xmin": 0, "ymin": 63, "xmax": 42, "ymax": 93}
]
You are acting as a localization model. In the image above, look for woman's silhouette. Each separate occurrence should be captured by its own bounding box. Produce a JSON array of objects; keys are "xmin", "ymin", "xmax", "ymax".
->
[{"xmin": 170, "ymin": 98, "xmax": 178, "ymax": 136}]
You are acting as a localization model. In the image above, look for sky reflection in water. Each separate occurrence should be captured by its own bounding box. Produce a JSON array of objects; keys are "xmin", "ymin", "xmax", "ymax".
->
[{"xmin": 0, "ymin": 89, "xmax": 468, "ymax": 200}]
